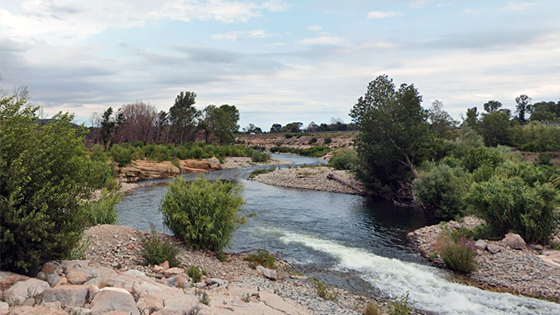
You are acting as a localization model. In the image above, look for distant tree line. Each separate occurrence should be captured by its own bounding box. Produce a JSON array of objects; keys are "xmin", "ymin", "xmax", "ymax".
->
[{"xmin": 88, "ymin": 91, "xmax": 240, "ymax": 147}]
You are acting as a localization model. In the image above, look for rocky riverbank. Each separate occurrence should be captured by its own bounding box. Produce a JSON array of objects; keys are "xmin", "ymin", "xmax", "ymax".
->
[
  {"xmin": 0, "ymin": 224, "xmax": 432, "ymax": 315},
  {"xmin": 220, "ymin": 157, "xmax": 293, "ymax": 169},
  {"xmin": 407, "ymin": 217, "xmax": 560, "ymax": 302},
  {"xmin": 252, "ymin": 166, "xmax": 364, "ymax": 195}
]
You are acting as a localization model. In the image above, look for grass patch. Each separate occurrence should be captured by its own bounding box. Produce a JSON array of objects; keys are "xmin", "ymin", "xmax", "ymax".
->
[
  {"xmin": 244, "ymin": 250, "xmax": 277, "ymax": 269},
  {"xmin": 188, "ymin": 265, "xmax": 203, "ymax": 283},
  {"xmin": 249, "ymin": 167, "xmax": 276, "ymax": 179},
  {"xmin": 435, "ymin": 230, "xmax": 477, "ymax": 274},
  {"xmin": 388, "ymin": 292, "xmax": 413, "ymax": 315},
  {"xmin": 363, "ymin": 302, "xmax": 381, "ymax": 315},
  {"xmin": 311, "ymin": 278, "xmax": 338, "ymax": 301},
  {"xmin": 140, "ymin": 225, "xmax": 180, "ymax": 268}
]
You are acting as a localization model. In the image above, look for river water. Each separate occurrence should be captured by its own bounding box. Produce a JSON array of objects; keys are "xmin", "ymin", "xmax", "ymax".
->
[{"xmin": 116, "ymin": 154, "xmax": 560, "ymax": 315}]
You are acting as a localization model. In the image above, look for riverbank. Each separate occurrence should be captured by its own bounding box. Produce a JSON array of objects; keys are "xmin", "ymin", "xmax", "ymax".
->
[
  {"xmin": 407, "ymin": 218, "xmax": 560, "ymax": 302},
  {"xmin": 220, "ymin": 156, "xmax": 293, "ymax": 169},
  {"xmin": 0, "ymin": 224, "xmax": 432, "ymax": 315},
  {"xmin": 252, "ymin": 166, "xmax": 364, "ymax": 195}
]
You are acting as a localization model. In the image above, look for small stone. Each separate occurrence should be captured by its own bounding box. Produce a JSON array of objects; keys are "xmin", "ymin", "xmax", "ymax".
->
[
  {"xmin": 475, "ymin": 240, "xmax": 488, "ymax": 251},
  {"xmin": 163, "ymin": 268, "xmax": 183, "ymax": 278},
  {"xmin": 205, "ymin": 278, "xmax": 229, "ymax": 287},
  {"xmin": 256, "ymin": 266, "xmax": 277, "ymax": 280},
  {"xmin": 0, "ymin": 302, "xmax": 8, "ymax": 315},
  {"xmin": 159, "ymin": 261, "xmax": 169, "ymax": 271},
  {"xmin": 128, "ymin": 243, "xmax": 135, "ymax": 249},
  {"xmin": 487, "ymin": 244, "xmax": 502, "ymax": 254}
]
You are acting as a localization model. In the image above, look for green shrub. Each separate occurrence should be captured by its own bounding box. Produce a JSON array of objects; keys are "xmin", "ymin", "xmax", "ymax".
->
[
  {"xmin": 251, "ymin": 151, "xmax": 270, "ymax": 163},
  {"xmin": 141, "ymin": 225, "xmax": 180, "ymax": 267},
  {"xmin": 466, "ymin": 176, "xmax": 560, "ymax": 244},
  {"xmin": 537, "ymin": 153, "xmax": 554, "ymax": 166},
  {"xmin": 110, "ymin": 145, "xmax": 133, "ymax": 166},
  {"xmin": 413, "ymin": 164, "xmax": 470, "ymax": 220},
  {"xmin": 84, "ymin": 189, "xmax": 122, "ymax": 227},
  {"xmin": 311, "ymin": 279, "xmax": 338, "ymax": 301},
  {"xmin": 1, "ymin": 100, "xmax": 107, "ymax": 275},
  {"xmin": 243, "ymin": 250, "xmax": 277, "ymax": 269},
  {"xmin": 309, "ymin": 137, "xmax": 318, "ymax": 144},
  {"xmin": 328, "ymin": 149, "xmax": 359, "ymax": 171},
  {"xmin": 159, "ymin": 176, "xmax": 246, "ymax": 251},
  {"xmin": 324, "ymin": 137, "xmax": 332, "ymax": 144},
  {"xmin": 436, "ymin": 234, "xmax": 477, "ymax": 274},
  {"xmin": 249, "ymin": 167, "xmax": 275, "ymax": 179},
  {"xmin": 188, "ymin": 265, "xmax": 202, "ymax": 283},
  {"xmin": 388, "ymin": 292, "xmax": 413, "ymax": 315},
  {"xmin": 461, "ymin": 147, "xmax": 504, "ymax": 173}
]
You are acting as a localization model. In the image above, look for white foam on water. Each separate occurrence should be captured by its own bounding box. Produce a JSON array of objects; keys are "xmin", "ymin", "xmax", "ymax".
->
[{"xmin": 280, "ymin": 231, "xmax": 560, "ymax": 315}]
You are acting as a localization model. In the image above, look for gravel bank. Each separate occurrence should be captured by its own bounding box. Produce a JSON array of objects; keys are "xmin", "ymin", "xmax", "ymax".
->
[
  {"xmin": 407, "ymin": 218, "xmax": 560, "ymax": 302},
  {"xmin": 252, "ymin": 166, "xmax": 364, "ymax": 195},
  {"xmin": 220, "ymin": 156, "xmax": 293, "ymax": 169}
]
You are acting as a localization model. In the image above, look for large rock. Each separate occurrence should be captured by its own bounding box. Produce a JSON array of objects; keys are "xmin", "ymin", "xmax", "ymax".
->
[
  {"xmin": 66, "ymin": 266, "xmax": 100, "ymax": 285},
  {"xmin": 166, "ymin": 276, "xmax": 189, "ymax": 289},
  {"xmin": 502, "ymin": 233, "xmax": 526, "ymax": 250},
  {"xmin": 487, "ymin": 243, "xmax": 502, "ymax": 254},
  {"xmin": 16, "ymin": 306, "xmax": 67, "ymax": 315},
  {"xmin": 90, "ymin": 287, "xmax": 139, "ymax": 315},
  {"xmin": 4, "ymin": 279, "xmax": 50, "ymax": 306},
  {"xmin": 0, "ymin": 272, "xmax": 28, "ymax": 291},
  {"xmin": 136, "ymin": 294, "xmax": 164, "ymax": 314},
  {"xmin": 256, "ymin": 266, "xmax": 277, "ymax": 280},
  {"xmin": 40, "ymin": 285, "xmax": 90, "ymax": 308},
  {"xmin": 0, "ymin": 302, "xmax": 8, "ymax": 315},
  {"xmin": 475, "ymin": 240, "xmax": 488, "ymax": 251}
]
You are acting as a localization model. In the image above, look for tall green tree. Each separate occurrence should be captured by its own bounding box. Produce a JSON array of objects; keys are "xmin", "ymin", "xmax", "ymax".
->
[
  {"xmin": 170, "ymin": 91, "xmax": 199, "ymax": 143},
  {"xmin": 483, "ymin": 100, "xmax": 502, "ymax": 113},
  {"xmin": 427, "ymin": 100, "xmax": 457, "ymax": 139},
  {"xmin": 1, "ymin": 98, "xmax": 108, "ymax": 275},
  {"xmin": 350, "ymin": 75, "xmax": 433, "ymax": 199},
  {"xmin": 203, "ymin": 104, "xmax": 240, "ymax": 144},
  {"xmin": 479, "ymin": 110, "xmax": 513, "ymax": 147},
  {"xmin": 270, "ymin": 123, "xmax": 282, "ymax": 133},
  {"xmin": 515, "ymin": 94, "xmax": 532, "ymax": 124}
]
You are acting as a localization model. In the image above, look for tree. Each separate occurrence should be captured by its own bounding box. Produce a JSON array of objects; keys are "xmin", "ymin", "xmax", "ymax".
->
[
  {"xmin": 282, "ymin": 122, "xmax": 303, "ymax": 133},
  {"xmin": 483, "ymin": 100, "xmax": 502, "ymax": 113},
  {"xmin": 155, "ymin": 110, "xmax": 170, "ymax": 143},
  {"xmin": 530, "ymin": 101, "xmax": 558, "ymax": 122},
  {"xmin": 479, "ymin": 110, "xmax": 512, "ymax": 147},
  {"xmin": 270, "ymin": 123, "xmax": 282, "ymax": 133},
  {"xmin": 515, "ymin": 94, "xmax": 532, "ymax": 124},
  {"xmin": 243, "ymin": 123, "xmax": 262, "ymax": 134},
  {"xmin": 203, "ymin": 104, "xmax": 240, "ymax": 144},
  {"xmin": 306, "ymin": 121, "xmax": 318, "ymax": 132},
  {"xmin": 169, "ymin": 91, "xmax": 199, "ymax": 143},
  {"xmin": 1, "ymin": 98, "xmax": 109, "ymax": 275},
  {"xmin": 427, "ymin": 100, "xmax": 457, "ymax": 139},
  {"xmin": 100, "ymin": 107, "xmax": 116, "ymax": 147},
  {"xmin": 462, "ymin": 107, "xmax": 479, "ymax": 132},
  {"xmin": 349, "ymin": 75, "xmax": 433, "ymax": 199},
  {"xmin": 119, "ymin": 101, "xmax": 157, "ymax": 143}
]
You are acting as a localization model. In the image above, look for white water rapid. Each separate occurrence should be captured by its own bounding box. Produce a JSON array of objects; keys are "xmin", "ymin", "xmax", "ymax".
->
[{"xmin": 280, "ymin": 231, "xmax": 560, "ymax": 315}]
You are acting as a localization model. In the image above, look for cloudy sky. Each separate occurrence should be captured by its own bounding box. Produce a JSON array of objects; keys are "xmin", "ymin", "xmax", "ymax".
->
[{"xmin": 1, "ymin": 0, "xmax": 559, "ymax": 130}]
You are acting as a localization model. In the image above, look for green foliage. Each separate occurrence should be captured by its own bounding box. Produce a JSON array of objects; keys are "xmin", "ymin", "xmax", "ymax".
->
[
  {"xmin": 479, "ymin": 110, "xmax": 513, "ymax": 147},
  {"xmin": 217, "ymin": 252, "xmax": 227, "ymax": 262},
  {"xmin": 350, "ymin": 75, "xmax": 433, "ymax": 198},
  {"xmin": 537, "ymin": 153, "xmax": 554, "ymax": 166},
  {"xmin": 1, "ymin": 99, "xmax": 109, "ymax": 275},
  {"xmin": 436, "ymin": 233, "xmax": 477, "ymax": 274},
  {"xmin": 251, "ymin": 151, "xmax": 270, "ymax": 163},
  {"xmin": 159, "ymin": 176, "xmax": 246, "ymax": 251},
  {"xmin": 413, "ymin": 165, "xmax": 470, "ymax": 220},
  {"xmin": 84, "ymin": 189, "xmax": 122, "ymax": 227},
  {"xmin": 270, "ymin": 145, "xmax": 331, "ymax": 157},
  {"xmin": 203, "ymin": 104, "xmax": 240, "ymax": 144},
  {"xmin": 141, "ymin": 225, "xmax": 180, "ymax": 267},
  {"xmin": 68, "ymin": 236, "xmax": 91, "ymax": 260},
  {"xmin": 461, "ymin": 147, "xmax": 504, "ymax": 173},
  {"xmin": 249, "ymin": 167, "xmax": 275, "ymax": 179},
  {"xmin": 309, "ymin": 137, "xmax": 318, "ymax": 144},
  {"xmin": 466, "ymin": 176, "xmax": 560, "ymax": 244},
  {"xmin": 243, "ymin": 250, "xmax": 277, "ymax": 269},
  {"xmin": 328, "ymin": 149, "xmax": 359, "ymax": 171},
  {"xmin": 510, "ymin": 121, "xmax": 560, "ymax": 152},
  {"xmin": 388, "ymin": 292, "xmax": 413, "ymax": 315},
  {"xmin": 311, "ymin": 279, "xmax": 339, "ymax": 301},
  {"xmin": 324, "ymin": 137, "xmax": 332, "ymax": 144},
  {"xmin": 188, "ymin": 265, "xmax": 202, "ymax": 283}
]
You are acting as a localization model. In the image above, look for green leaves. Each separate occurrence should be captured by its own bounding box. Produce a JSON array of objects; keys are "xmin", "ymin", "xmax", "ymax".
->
[{"xmin": 159, "ymin": 176, "xmax": 245, "ymax": 251}]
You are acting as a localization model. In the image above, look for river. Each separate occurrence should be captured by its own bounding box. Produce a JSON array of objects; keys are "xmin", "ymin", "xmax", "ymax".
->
[{"xmin": 116, "ymin": 154, "xmax": 560, "ymax": 315}]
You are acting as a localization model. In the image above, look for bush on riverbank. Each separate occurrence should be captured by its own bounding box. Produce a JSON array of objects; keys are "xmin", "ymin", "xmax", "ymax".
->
[
  {"xmin": 84, "ymin": 189, "xmax": 122, "ymax": 226},
  {"xmin": 328, "ymin": 148, "xmax": 359, "ymax": 171},
  {"xmin": 141, "ymin": 225, "xmax": 180, "ymax": 267},
  {"xmin": 159, "ymin": 176, "xmax": 246, "ymax": 251},
  {"xmin": 270, "ymin": 145, "xmax": 331, "ymax": 157},
  {"xmin": 435, "ymin": 231, "xmax": 477, "ymax": 274}
]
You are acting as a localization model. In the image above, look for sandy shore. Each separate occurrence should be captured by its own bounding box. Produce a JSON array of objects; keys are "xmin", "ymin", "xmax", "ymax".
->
[{"xmin": 252, "ymin": 166, "xmax": 364, "ymax": 195}]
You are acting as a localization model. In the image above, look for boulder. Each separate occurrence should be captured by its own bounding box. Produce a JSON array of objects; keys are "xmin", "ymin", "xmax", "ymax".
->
[
  {"xmin": 205, "ymin": 278, "xmax": 229, "ymax": 288},
  {"xmin": 502, "ymin": 233, "xmax": 526, "ymax": 250},
  {"xmin": 90, "ymin": 287, "xmax": 139, "ymax": 315},
  {"xmin": 256, "ymin": 266, "xmax": 277, "ymax": 280},
  {"xmin": 166, "ymin": 276, "xmax": 189, "ymax": 289},
  {"xmin": 487, "ymin": 243, "xmax": 502, "ymax": 254},
  {"xmin": 124, "ymin": 270, "xmax": 148, "ymax": 279},
  {"xmin": 40, "ymin": 285, "xmax": 90, "ymax": 308},
  {"xmin": 136, "ymin": 294, "xmax": 164, "ymax": 314},
  {"xmin": 10, "ymin": 306, "xmax": 67, "ymax": 315},
  {"xmin": 4, "ymin": 279, "xmax": 50, "ymax": 306},
  {"xmin": 0, "ymin": 302, "xmax": 8, "ymax": 315},
  {"xmin": 163, "ymin": 268, "xmax": 184, "ymax": 278},
  {"xmin": 0, "ymin": 272, "xmax": 28, "ymax": 291},
  {"xmin": 475, "ymin": 240, "xmax": 488, "ymax": 251}
]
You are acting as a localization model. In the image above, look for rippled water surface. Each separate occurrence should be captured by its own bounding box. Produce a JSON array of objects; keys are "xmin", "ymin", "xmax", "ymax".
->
[{"xmin": 116, "ymin": 154, "xmax": 560, "ymax": 315}]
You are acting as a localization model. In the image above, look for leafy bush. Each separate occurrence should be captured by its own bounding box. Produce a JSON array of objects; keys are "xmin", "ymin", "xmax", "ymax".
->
[
  {"xmin": 435, "ymin": 233, "xmax": 477, "ymax": 274},
  {"xmin": 309, "ymin": 137, "xmax": 318, "ymax": 144},
  {"xmin": 413, "ymin": 164, "xmax": 470, "ymax": 220},
  {"xmin": 466, "ymin": 176, "xmax": 560, "ymax": 244},
  {"xmin": 141, "ymin": 225, "xmax": 180, "ymax": 267},
  {"xmin": 1, "ymin": 100, "xmax": 108, "ymax": 275},
  {"xmin": 311, "ymin": 279, "xmax": 338, "ymax": 301},
  {"xmin": 251, "ymin": 151, "xmax": 270, "ymax": 163},
  {"xmin": 461, "ymin": 146, "xmax": 504, "ymax": 173},
  {"xmin": 324, "ymin": 137, "xmax": 332, "ymax": 144},
  {"xmin": 388, "ymin": 292, "xmax": 413, "ymax": 315},
  {"xmin": 270, "ymin": 146, "xmax": 331, "ymax": 157},
  {"xmin": 188, "ymin": 265, "xmax": 202, "ymax": 283},
  {"xmin": 244, "ymin": 250, "xmax": 277, "ymax": 269},
  {"xmin": 84, "ymin": 189, "xmax": 122, "ymax": 227},
  {"xmin": 537, "ymin": 153, "xmax": 554, "ymax": 166},
  {"xmin": 329, "ymin": 149, "xmax": 359, "ymax": 171},
  {"xmin": 159, "ymin": 176, "xmax": 246, "ymax": 251}
]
